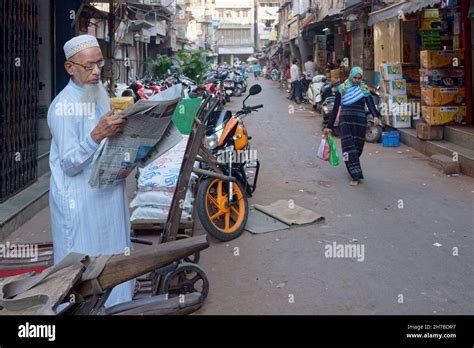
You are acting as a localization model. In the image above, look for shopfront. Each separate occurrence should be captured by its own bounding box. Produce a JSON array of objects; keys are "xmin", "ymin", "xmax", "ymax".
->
[{"xmin": 369, "ymin": 0, "xmax": 472, "ymax": 128}]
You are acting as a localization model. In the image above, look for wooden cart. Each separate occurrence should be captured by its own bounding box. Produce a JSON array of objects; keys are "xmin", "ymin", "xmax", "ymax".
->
[{"xmin": 0, "ymin": 96, "xmax": 227, "ymax": 315}]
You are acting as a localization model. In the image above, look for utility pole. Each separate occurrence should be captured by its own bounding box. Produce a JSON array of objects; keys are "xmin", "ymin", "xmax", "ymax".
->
[{"xmin": 254, "ymin": 0, "xmax": 259, "ymax": 55}]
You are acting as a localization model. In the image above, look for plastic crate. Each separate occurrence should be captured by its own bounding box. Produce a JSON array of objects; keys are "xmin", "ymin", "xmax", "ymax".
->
[{"xmin": 382, "ymin": 131, "xmax": 400, "ymax": 147}]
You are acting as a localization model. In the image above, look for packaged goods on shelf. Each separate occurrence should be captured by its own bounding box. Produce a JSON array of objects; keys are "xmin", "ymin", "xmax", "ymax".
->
[
  {"xmin": 402, "ymin": 67, "xmax": 420, "ymax": 83},
  {"xmin": 406, "ymin": 82, "xmax": 421, "ymax": 98},
  {"xmin": 419, "ymin": 68, "xmax": 465, "ymax": 87},
  {"xmin": 420, "ymin": 19, "xmax": 442, "ymax": 30},
  {"xmin": 423, "ymin": 8, "xmax": 440, "ymax": 19}
]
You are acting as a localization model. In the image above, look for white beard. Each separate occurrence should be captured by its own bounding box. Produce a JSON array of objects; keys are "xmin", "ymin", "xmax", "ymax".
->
[{"xmin": 82, "ymin": 83, "xmax": 110, "ymax": 114}]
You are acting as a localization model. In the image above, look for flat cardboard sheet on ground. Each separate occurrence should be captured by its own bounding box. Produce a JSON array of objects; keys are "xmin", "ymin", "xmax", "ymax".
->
[{"xmin": 254, "ymin": 200, "xmax": 325, "ymax": 226}]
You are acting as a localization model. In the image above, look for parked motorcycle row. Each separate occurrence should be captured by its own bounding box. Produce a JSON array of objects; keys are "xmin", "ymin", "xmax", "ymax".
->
[{"xmin": 116, "ymin": 64, "xmax": 262, "ymax": 242}]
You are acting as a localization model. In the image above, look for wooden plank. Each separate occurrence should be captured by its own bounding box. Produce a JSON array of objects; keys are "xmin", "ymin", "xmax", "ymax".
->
[
  {"xmin": 163, "ymin": 97, "xmax": 220, "ymax": 242},
  {"xmin": 0, "ymin": 272, "xmax": 35, "ymax": 288},
  {"xmin": 75, "ymin": 235, "xmax": 209, "ymax": 298},
  {"xmin": 15, "ymin": 263, "xmax": 84, "ymax": 309},
  {"xmin": 113, "ymin": 292, "xmax": 202, "ymax": 315},
  {"xmin": 131, "ymin": 219, "xmax": 194, "ymax": 231}
]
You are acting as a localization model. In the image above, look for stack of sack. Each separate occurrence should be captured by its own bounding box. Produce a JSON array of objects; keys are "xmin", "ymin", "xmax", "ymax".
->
[{"xmin": 130, "ymin": 135, "xmax": 196, "ymax": 221}]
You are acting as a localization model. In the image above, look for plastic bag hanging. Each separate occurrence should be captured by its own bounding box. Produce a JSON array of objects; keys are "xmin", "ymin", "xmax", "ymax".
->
[
  {"xmin": 327, "ymin": 133, "xmax": 340, "ymax": 166},
  {"xmin": 317, "ymin": 136, "xmax": 330, "ymax": 161}
]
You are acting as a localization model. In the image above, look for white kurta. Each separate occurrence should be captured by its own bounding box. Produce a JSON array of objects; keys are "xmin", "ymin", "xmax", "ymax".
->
[{"xmin": 47, "ymin": 79, "xmax": 133, "ymax": 307}]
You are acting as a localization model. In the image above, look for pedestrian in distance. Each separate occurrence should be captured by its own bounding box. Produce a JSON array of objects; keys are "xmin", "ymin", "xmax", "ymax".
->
[
  {"xmin": 253, "ymin": 62, "xmax": 261, "ymax": 80},
  {"xmin": 290, "ymin": 58, "xmax": 303, "ymax": 103},
  {"xmin": 324, "ymin": 66, "xmax": 381, "ymax": 186}
]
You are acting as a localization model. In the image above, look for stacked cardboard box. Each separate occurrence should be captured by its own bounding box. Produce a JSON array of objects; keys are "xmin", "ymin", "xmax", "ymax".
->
[
  {"xmin": 379, "ymin": 63, "xmax": 411, "ymax": 128},
  {"xmin": 403, "ymin": 64, "xmax": 421, "ymax": 124},
  {"xmin": 420, "ymin": 49, "xmax": 466, "ymax": 126}
]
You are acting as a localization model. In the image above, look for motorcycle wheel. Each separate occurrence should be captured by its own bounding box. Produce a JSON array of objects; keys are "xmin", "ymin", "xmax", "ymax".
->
[
  {"xmin": 197, "ymin": 178, "xmax": 248, "ymax": 241},
  {"xmin": 366, "ymin": 125, "xmax": 382, "ymax": 143},
  {"xmin": 233, "ymin": 88, "xmax": 242, "ymax": 97},
  {"xmin": 225, "ymin": 94, "xmax": 231, "ymax": 102}
]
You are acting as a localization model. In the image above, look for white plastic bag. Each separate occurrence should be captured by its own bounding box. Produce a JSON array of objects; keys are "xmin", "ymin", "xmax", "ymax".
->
[{"xmin": 317, "ymin": 136, "xmax": 327, "ymax": 160}]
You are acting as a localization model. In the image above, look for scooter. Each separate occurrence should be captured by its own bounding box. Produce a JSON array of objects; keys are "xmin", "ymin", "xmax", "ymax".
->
[
  {"xmin": 271, "ymin": 68, "xmax": 280, "ymax": 81},
  {"xmin": 197, "ymin": 84, "xmax": 263, "ymax": 241},
  {"xmin": 365, "ymin": 87, "xmax": 384, "ymax": 143},
  {"xmin": 307, "ymin": 74, "xmax": 331, "ymax": 112},
  {"xmin": 319, "ymin": 81, "xmax": 338, "ymax": 129}
]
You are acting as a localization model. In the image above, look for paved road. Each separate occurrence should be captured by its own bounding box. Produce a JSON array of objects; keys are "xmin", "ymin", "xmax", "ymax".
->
[
  {"xmin": 6, "ymin": 76, "xmax": 473, "ymax": 315},
  {"xmin": 194, "ymin": 76, "xmax": 474, "ymax": 315}
]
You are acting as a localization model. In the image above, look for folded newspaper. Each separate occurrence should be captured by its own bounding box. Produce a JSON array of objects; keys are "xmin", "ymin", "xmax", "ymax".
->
[{"xmin": 89, "ymin": 84, "xmax": 185, "ymax": 188}]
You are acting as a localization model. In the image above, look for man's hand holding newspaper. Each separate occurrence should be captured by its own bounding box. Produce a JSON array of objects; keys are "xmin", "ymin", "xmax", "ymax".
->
[{"xmin": 89, "ymin": 84, "xmax": 185, "ymax": 189}]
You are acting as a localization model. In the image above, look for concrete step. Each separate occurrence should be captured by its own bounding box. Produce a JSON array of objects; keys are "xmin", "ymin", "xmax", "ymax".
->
[
  {"xmin": 0, "ymin": 140, "xmax": 51, "ymax": 241},
  {"xmin": 399, "ymin": 128, "xmax": 474, "ymax": 177},
  {"xmin": 444, "ymin": 126, "xmax": 474, "ymax": 151},
  {"xmin": 0, "ymin": 172, "xmax": 50, "ymax": 241}
]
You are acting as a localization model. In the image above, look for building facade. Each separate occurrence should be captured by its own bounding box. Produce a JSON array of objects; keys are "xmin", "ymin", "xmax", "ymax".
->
[
  {"xmin": 215, "ymin": 0, "xmax": 256, "ymax": 63},
  {"xmin": 256, "ymin": 0, "xmax": 280, "ymax": 51}
]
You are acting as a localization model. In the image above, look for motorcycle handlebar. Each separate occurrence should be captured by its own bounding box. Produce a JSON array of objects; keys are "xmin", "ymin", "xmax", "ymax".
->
[{"xmin": 248, "ymin": 104, "xmax": 263, "ymax": 110}]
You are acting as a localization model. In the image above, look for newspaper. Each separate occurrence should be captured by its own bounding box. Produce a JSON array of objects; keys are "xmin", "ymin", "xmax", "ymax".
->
[{"xmin": 89, "ymin": 84, "xmax": 185, "ymax": 188}]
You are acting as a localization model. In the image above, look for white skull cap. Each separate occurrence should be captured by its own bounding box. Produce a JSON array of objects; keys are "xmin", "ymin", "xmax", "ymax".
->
[{"xmin": 63, "ymin": 35, "xmax": 100, "ymax": 60}]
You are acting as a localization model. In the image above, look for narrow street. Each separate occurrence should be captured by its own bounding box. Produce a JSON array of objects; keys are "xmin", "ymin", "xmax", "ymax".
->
[
  {"xmin": 5, "ymin": 76, "xmax": 473, "ymax": 316},
  {"xmin": 194, "ymin": 76, "xmax": 474, "ymax": 315}
]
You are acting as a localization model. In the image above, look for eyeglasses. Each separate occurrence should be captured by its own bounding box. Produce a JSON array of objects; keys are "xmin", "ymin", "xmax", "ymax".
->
[{"xmin": 68, "ymin": 60, "xmax": 105, "ymax": 71}]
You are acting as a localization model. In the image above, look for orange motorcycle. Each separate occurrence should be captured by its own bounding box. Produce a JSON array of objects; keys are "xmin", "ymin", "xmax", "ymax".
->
[{"xmin": 196, "ymin": 84, "xmax": 263, "ymax": 241}]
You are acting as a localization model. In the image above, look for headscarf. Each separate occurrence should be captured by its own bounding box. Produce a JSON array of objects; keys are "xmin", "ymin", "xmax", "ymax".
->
[{"xmin": 338, "ymin": 66, "xmax": 371, "ymax": 106}]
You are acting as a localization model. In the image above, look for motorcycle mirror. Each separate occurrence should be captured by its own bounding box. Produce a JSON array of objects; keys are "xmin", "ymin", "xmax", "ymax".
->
[{"xmin": 249, "ymin": 84, "xmax": 262, "ymax": 96}]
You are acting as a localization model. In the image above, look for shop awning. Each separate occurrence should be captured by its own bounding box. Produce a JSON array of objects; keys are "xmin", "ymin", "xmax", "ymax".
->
[
  {"xmin": 270, "ymin": 45, "xmax": 283, "ymax": 59},
  {"xmin": 368, "ymin": 0, "xmax": 441, "ymax": 26}
]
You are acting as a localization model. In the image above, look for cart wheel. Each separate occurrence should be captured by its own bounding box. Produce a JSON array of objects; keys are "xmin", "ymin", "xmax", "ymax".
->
[
  {"xmin": 161, "ymin": 263, "xmax": 209, "ymax": 300},
  {"xmin": 176, "ymin": 234, "xmax": 200, "ymax": 264},
  {"xmin": 133, "ymin": 279, "xmax": 141, "ymax": 296}
]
